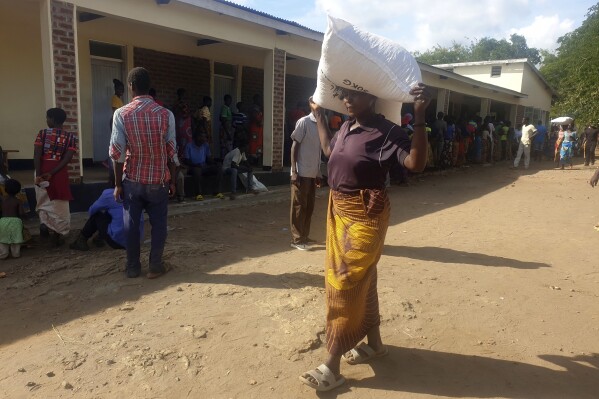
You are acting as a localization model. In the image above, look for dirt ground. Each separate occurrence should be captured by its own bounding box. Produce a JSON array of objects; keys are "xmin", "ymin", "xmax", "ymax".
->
[{"xmin": 1, "ymin": 160, "xmax": 598, "ymax": 399}]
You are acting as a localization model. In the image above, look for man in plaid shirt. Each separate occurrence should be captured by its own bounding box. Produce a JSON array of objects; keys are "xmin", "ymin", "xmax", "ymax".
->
[{"xmin": 110, "ymin": 67, "xmax": 177, "ymax": 279}]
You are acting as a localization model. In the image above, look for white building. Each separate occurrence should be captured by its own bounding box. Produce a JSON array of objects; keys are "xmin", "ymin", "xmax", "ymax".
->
[{"xmin": 433, "ymin": 59, "xmax": 555, "ymax": 124}]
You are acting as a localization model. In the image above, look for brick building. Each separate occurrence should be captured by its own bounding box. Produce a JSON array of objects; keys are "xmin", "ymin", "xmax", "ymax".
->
[
  {"xmin": 1, "ymin": 0, "xmax": 321, "ymax": 181},
  {"xmin": 0, "ymin": 0, "xmax": 553, "ymax": 182}
]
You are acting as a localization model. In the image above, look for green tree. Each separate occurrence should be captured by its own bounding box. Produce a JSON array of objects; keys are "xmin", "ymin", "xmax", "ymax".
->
[
  {"xmin": 414, "ymin": 41, "xmax": 471, "ymax": 64},
  {"xmin": 415, "ymin": 34, "xmax": 541, "ymax": 65},
  {"xmin": 540, "ymin": 3, "xmax": 599, "ymax": 126}
]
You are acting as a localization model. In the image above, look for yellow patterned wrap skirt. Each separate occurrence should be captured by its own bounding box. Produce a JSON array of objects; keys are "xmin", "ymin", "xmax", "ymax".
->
[{"xmin": 325, "ymin": 189, "xmax": 390, "ymax": 355}]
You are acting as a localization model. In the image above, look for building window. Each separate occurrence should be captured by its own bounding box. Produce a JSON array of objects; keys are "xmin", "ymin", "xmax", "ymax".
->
[
  {"xmin": 491, "ymin": 66, "xmax": 502, "ymax": 77},
  {"xmin": 214, "ymin": 62, "xmax": 236, "ymax": 77},
  {"xmin": 89, "ymin": 41, "xmax": 124, "ymax": 60}
]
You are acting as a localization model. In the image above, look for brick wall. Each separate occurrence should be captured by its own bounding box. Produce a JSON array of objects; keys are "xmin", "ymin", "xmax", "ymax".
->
[
  {"xmin": 272, "ymin": 49, "xmax": 286, "ymax": 171},
  {"xmin": 443, "ymin": 90, "xmax": 451, "ymax": 115},
  {"xmin": 51, "ymin": 0, "xmax": 79, "ymax": 182},
  {"xmin": 133, "ymin": 48, "xmax": 210, "ymax": 113}
]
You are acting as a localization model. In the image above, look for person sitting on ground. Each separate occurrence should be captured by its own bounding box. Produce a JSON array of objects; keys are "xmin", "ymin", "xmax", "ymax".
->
[
  {"xmin": 183, "ymin": 133, "xmax": 224, "ymax": 201},
  {"xmin": 70, "ymin": 181, "xmax": 144, "ymax": 251},
  {"xmin": 222, "ymin": 139, "xmax": 257, "ymax": 200},
  {"xmin": 0, "ymin": 179, "xmax": 25, "ymax": 260}
]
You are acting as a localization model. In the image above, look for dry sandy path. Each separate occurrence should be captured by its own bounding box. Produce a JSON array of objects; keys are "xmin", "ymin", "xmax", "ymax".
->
[{"xmin": 1, "ymin": 161, "xmax": 598, "ymax": 398}]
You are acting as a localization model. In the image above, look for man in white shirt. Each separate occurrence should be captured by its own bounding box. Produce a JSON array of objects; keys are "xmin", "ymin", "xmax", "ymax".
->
[
  {"xmin": 290, "ymin": 110, "xmax": 322, "ymax": 250},
  {"xmin": 513, "ymin": 117, "xmax": 538, "ymax": 169},
  {"xmin": 222, "ymin": 140, "xmax": 255, "ymax": 200}
]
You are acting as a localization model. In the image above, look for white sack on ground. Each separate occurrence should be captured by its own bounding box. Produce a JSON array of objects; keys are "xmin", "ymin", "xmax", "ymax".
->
[{"xmin": 313, "ymin": 15, "xmax": 422, "ymax": 125}]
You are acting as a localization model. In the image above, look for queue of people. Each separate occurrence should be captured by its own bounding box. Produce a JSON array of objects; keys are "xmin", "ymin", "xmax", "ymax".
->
[{"xmin": 390, "ymin": 111, "xmax": 597, "ymax": 178}]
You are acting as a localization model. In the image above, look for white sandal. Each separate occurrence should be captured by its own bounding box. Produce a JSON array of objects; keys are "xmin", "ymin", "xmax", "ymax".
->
[
  {"xmin": 343, "ymin": 342, "xmax": 389, "ymax": 365},
  {"xmin": 299, "ymin": 363, "xmax": 346, "ymax": 392}
]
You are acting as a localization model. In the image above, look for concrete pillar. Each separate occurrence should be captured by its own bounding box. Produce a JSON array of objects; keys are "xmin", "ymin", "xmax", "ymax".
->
[{"xmin": 40, "ymin": 0, "xmax": 55, "ymax": 110}]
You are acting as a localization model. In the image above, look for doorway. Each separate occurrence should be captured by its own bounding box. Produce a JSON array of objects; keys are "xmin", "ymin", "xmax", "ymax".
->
[{"xmin": 91, "ymin": 59, "xmax": 123, "ymax": 162}]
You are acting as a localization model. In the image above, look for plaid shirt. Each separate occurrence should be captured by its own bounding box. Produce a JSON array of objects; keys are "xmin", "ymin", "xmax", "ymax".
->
[{"xmin": 109, "ymin": 96, "xmax": 177, "ymax": 185}]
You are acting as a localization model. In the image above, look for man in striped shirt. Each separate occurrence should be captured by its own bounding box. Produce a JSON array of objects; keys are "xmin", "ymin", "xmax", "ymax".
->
[{"xmin": 109, "ymin": 67, "xmax": 177, "ymax": 279}]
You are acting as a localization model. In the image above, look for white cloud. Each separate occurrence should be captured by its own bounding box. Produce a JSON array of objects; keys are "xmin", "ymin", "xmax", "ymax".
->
[
  {"xmin": 292, "ymin": 0, "xmax": 583, "ymax": 53},
  {"xmin": 510, "ymin": 15, "xmax": 574, "ymax": 51}
]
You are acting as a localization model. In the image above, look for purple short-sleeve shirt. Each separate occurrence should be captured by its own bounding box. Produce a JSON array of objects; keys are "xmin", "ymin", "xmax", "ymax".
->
[{"xmin": 327, "ymin": 115, "xmax": 411, "ymax": 193}]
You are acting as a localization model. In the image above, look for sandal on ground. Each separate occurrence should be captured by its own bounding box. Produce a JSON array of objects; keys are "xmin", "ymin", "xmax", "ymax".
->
[
  {"xmin": 342, "ymin": 342, "xmax": 388, "ymax": 365},
  {"xmin": 299, "ymin": 364, "xmax": 345, "ymax": 392},
  {"xmin": 147, "ymin": 263, "xmax": 171, "ymax": 280}
]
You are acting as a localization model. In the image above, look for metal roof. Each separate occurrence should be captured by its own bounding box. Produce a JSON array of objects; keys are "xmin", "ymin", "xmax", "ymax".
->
[
  {"xmin": 176, "ymin": 0, "xmax": 323, "ymax": 41},
  {"xmin": 213, "ymin": 0, "xmax": 322, "ymax": 35}
]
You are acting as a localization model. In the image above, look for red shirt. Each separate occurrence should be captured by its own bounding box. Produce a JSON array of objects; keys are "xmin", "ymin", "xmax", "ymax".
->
[{"xmin": 109, "ymin": 96, "xmax": 177, "ymax": 185}]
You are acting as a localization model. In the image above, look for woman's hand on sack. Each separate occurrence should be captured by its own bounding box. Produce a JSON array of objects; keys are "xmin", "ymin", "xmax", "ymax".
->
[
  {"xmin": 308, "ymin": 97, "xmax": 323, "ymax": 118},
  {"xmin": 411, "ymin": 83, "xmax": 431, "ymax": 115}
]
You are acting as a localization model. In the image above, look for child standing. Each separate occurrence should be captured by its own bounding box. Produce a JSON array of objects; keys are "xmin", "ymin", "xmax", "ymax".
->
[
  {"xmin": 34, "ymin": 108, "xmax": 78, "ymax": 246},
  {"xmin": 0, "ymin": 179, "xmax": 25, "ymax": 259}
]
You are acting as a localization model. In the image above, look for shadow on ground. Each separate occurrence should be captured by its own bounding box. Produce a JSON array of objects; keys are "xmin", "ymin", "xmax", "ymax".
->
[
  {"xmin": 384, "ymin": 245, "xmax": 550, "ymax": 269},
  {"xmin": 316, "ymin": 346, "xmax": 598, "ymax": 399}
]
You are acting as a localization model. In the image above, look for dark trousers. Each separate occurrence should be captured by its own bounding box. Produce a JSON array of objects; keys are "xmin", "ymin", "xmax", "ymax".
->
[
  {"xmin": 189, "ymin": 165, "xmax": 223, "ymax": 196},
  {"xmin": 584, "ymin": 141, "xmax": 597, "ymax": 165},
  {"xmin": 123, "ymin": 179, "xmax": 168, "ymax": 274},
  {"xmin": 81, "ymin": 211, "xmax": 123, "ymax": 249},
  {"xmin": 224, "ymin": 165, "xmax": 253, "ymax": 194},
  {"xmin": 290, "ymin": 176, "xmax": 316, "ymax": 244}
]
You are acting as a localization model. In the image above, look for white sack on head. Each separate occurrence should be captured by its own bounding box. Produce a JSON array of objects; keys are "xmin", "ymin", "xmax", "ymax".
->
[{"xmin": 313, "ymin": 15, "xmax": 422, "ymax": 125}]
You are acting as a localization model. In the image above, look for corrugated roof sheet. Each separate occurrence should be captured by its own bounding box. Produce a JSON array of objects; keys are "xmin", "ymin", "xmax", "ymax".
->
[{"xmin": 213, "ymin": 0, "xmax": 322, "ymax": 34}]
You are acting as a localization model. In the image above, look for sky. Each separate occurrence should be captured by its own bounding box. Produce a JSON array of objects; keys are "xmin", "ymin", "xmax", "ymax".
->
[{"xmin": 229, "ymin": 0, "xmax": 596, "ymax": 53}]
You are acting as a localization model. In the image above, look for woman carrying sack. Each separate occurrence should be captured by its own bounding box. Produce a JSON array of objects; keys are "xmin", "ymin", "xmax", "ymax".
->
[{"xmin": 298, "ymin": 16, "xmax": 431, "ymax": 391}]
